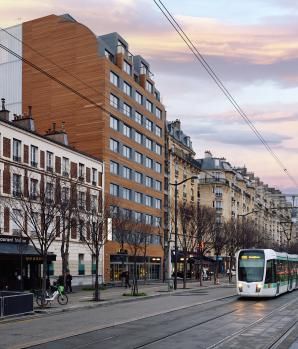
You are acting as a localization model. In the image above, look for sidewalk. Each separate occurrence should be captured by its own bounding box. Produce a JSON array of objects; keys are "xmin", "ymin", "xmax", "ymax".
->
[{"xmin": 33, "ymin": 276, "xmax": 235, "ymax": 315}]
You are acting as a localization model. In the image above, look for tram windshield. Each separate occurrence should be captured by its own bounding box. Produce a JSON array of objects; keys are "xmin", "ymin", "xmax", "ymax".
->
[{"xmin": 238, "ymin": 250, "xmax": 265, "ymax": 282}]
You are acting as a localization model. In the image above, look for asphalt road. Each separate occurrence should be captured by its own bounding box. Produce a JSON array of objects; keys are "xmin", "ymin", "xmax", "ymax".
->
[{"xmin": 1, "ymin": 287, "xmax": 298, "ymax": 349}]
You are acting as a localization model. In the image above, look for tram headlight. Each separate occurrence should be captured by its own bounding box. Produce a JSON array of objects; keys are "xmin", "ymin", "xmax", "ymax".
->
[
  {"xmin": 256, "ymin": 283, "xmax": 262, "ymax": 293},
  {"xmin": 238, "ymin": 282, "xmax": 243, "ymax": 292}
]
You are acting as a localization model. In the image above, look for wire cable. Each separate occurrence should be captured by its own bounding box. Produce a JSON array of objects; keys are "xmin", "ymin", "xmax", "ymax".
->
[{"xmin": 154, "ymin": 0, "xmax": 298, "ymax": 188}]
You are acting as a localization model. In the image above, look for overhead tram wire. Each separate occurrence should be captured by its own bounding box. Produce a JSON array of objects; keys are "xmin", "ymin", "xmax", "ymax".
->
[{"xmin": 154, "ymin": 0, "xmax": 298, "ymax": 188}]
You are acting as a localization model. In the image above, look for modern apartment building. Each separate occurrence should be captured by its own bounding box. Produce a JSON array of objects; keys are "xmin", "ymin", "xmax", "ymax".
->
[
  {"xmin": 0, "ymin": 100, "xmax": 103, "ymax": 289},
  {"xmin": 0, "ymin": 14, "xmax": 165, "ymax": 281}
]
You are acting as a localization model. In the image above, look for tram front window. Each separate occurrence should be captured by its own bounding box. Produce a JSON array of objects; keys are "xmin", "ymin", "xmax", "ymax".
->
[{"xmin": 238, "ymin": 250, "xmax": 265, "ymax": 282}]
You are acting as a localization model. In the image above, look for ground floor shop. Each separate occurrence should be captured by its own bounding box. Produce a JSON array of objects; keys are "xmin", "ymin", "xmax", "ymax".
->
[
  {"xmin": 110, "ymin": 255, "xmax": 162, "ymax": 281},
  {"xmin": 0, "ymin": 235, "xmax": 56, "ymax": 290}
]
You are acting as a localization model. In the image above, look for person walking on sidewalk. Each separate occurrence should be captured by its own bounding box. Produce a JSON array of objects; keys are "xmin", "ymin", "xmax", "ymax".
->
[
  {"xmin": 125, "ymin": 271, "xmax": 131, "ymax": 288},
  {"xmin": 66, "ymin": 272, "xmax": 73, "ymax": 293}
]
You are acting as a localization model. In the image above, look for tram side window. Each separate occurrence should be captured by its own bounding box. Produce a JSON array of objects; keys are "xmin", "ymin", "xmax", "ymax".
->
[
  {"xmin": 265, "ymin": 259, "xmax": 276, "ymax": 284},
  {"xmin": 276, "ymin": 260, "xmax": 287, "ymax": 282}
]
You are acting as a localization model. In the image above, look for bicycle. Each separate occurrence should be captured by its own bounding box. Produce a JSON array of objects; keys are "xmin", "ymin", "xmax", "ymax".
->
[{"xmin": 36, "ymin": 285, "xmax": 68, "ymax": 307}]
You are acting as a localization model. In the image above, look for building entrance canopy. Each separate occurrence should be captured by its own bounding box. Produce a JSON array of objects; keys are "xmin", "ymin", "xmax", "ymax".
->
[{"xmin": 0, "ymin": 242, "xmax": 56, "ymax": 262}]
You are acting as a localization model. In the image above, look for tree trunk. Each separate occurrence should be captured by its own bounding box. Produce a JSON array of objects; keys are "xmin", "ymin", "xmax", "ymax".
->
[
  {"xmin": 132, "ymin": 255, "xmax": 138, "ymax": 296},
  {"xmin": 183, "ymin": 253, "xmax": 187, "ymax": 289},
  {"xmin": 94, "ymin": 249, "xmax": 100, "ymax": 301},
  {"xmin": 41, "ymin": 252, "xmax": 48, "ymax": 306},
  {"xmin": 229, "ymin": 254, "xmax": 233, "ymax": 283},
  {"xmin": 199, "ymin": 259, "xmax": 203, "ymax": 287}
]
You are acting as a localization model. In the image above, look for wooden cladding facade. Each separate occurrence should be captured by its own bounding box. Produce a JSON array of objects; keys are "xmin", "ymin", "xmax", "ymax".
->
[{"xmin": 22, "ymin": 14, "xmax": 166, "ymax": 281}]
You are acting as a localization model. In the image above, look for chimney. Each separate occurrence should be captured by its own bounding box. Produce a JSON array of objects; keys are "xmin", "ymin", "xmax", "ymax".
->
[
  {"xmin": 12, "ymin": 105, "xmax": 36, "ymax": 131},
  {"xmin": 204, "ymin": 150, "xmax": 212, "ymax": 158},
  {"xmin": 44, "ymin": 121, "xmax": 69, "ymax": 145},
  {"xmin": 172, "ymin": 119, "xmax": 181, "ymax": 130},
  {"xmin": 0, "ymin": 98, "xmax": 10, "ymax": 121}
]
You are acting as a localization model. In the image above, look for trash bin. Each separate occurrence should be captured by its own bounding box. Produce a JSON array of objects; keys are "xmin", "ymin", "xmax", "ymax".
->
[{"xmin": 168, "ymin": 279, "xmax": 174, "ymax": 292}]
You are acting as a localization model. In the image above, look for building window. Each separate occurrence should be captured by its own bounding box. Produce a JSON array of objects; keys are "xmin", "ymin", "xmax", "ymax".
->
[
  {"xmin": 110, "ymin": 161, "xmax": 119, "ymax": 175},
  {"xmin": 134, "ymin": 131, "xmax": 142, "ymax": 144},
  {"xmin": 155, "ymin": 199, "xmax": 161, "ymax": 209},
  {"xmin": 123, "ymin": 60, "xmax": 132, "ymax": 75},
  {"xmin": 62, "ymin": 157, "xmax": 69, "ymax": 176},
  {"xmin": 123, "ymin": 124, "xmax": 131, "ymax": 138},
  {"xmin": 155, "ymin": 162, "xmax": 162, "ymax": 173},
  {"xmin": 62, "ymin": 187, "xmax": 70, "ymax": 203},
  {"xmin": 123, "ymin": 103, "xmax": 132, "ymax": 117},
  {"xmin": 135, "ymin": 212, "xmax": 142, "ymax": 222},
  {"xmin": 145, "ymin": 100, "xmax": 153, "ymax": 113},
  {"xmin": 145, "ymin": 195, "xmax": 153, "ymax": 207},
  {"xmin": 145, "ymin": 119, "xmax": 153, "ymax": 132},
  {"xmin": 110, "ymin": 116, "xmax": 119, "ymax": 131},
  {"xmin": 46, "ymin": 151, "xmax": 53, "ymax": 171},
  {"xmin": 155, "ymin": 144, "xmax": 162, "ymax": 155},
  {"xmin": 110, "ymin": 139, "xmax": 119, "ymax": 153},
  {"xmin": 123, "ymin": 188, "xmax": 131, "ymax": 200},
  {"xmin": 135, "ymin": 171, "xmax": 142, "ymax": 183},
  {"xmin": 135, "ymin": 151, "xmax": 142, "ymax": 164},
  {"xmin": 145, "ymin": 214, "xmax": 152, "ymax": 224},
  {"xmin": 110, "ymin": 183, "xmax": 119, "ymax": 196},
  {"xmin": 13, "ymin": 139, "xmax": 21, "ymax": 162},
  {"xmin": 78, "ymin": 191, "xmax": 86, "ymax": 209},
  {"xmin": 30, "ymin": 179, "xmax": 38, "ymax": 199},
  {"xmin": 145, "ymin": 138, "xmax": 153, "ymax": 150},
  {"xmin": 105, "ymin": 50, "xmax": 114, "ymax": 62},
  {"xmin": 110, "ymin": 94, "xmax": 119, "ymax": 109},
  {"xmin": 123, "ymin": 166, "xmax": 131, "ymax": 180},
  {"xmin": 13, "ymin": 174, "xmax": 22, "ymax": 197},
  {"xmin": 45, "ymin": 182, "xmax": 54, "ymax": 202},
  {"xmin": 155, "ymin": 126, "xmax": 162, "ymax": 137},
  {"xmin": 146, "ymin": 176, "xmax": 153, "ymax": 188},
  {"xmin": 92, "ymin": 168, "xmax": 97, "ymax": 185},
  {"xmin": 135, "ymin": 91, "xmax": 143, "ymax": 104},
  {"xmin": 155, "ymin": 107, "xmax": 162, "ymax": 119},
  {"xmin": 79, "ymin": 163, "xmax": 85, "ymax": 179},
  {"xmin": 123, "ymin": 145, "xmax": 131, "ymax": 159},
  {"xmin": 123, "ymin": 82, "xmax": 132, "ymax": 96},
  {"xmin": 110, "ymin": 71, "xmax": 119, "ymax": 87},
  {"xmin": 91, "ymin": 195, "xmax": 97, "ymax": 211},
  {"xmin": 135, "ymin": 111, "xmax": 142, "ymax": 125},
  {"xmin": 135, "ymin": 192, "xmax": 142, "ymax": 204},
  {"xmin": 146, "ymin": 157, "xmax": 153, "ymax": 169},
  {"xmin": 155, "ymin": 180, "xmax": 162, "ymax": 191},
  {"xmin": 154, "ymin": 217, "xmax": 161, "ymax": 227},
  {"xmin": 30, "ymin": 145, "xmax": 38, "ymax": 167},
  {"xmin": 78, "ymin": 254, "xmax": 85, "ymax": 275},
  {"xmin": 146, "ymin": 80, "xmax": 153, "ymax": 93}
]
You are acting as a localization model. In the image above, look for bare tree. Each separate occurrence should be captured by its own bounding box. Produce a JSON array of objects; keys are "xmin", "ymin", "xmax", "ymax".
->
[
  {"xmin": 3, "ymin": 173, "xmax": 60, "ymax": 297},
  {"xmin": 191, "ymin": 206, "xmax": 217, "ymax": 286},
  {"xmin": 177, "ymin": 202, "xmax": 197, "ymax": 289},
  {"xmin": 77, "ymin": 193, "xmax": 109, "ymax": 301},
  {"xmin": 211, "ymin": 221, "xmax": 227, "ymax": 284}
]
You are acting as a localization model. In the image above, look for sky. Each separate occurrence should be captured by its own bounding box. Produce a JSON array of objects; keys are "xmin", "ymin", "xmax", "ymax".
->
[{"xmin": 1, "ymin": 0, "xmax": 298, "ymax": 194}]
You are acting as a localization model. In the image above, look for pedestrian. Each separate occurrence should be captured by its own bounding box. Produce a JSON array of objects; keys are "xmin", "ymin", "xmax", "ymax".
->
[
  {"xmin": 125, "ymin": 271, "xmax": 131, "ymax": 288},
  {"xmin": 66, "ymin": 272, "xmax": 73, "ymax": 293},
  {"xmin": 121, "ymin": 270, "xmax": 126, "ymax": 287}
]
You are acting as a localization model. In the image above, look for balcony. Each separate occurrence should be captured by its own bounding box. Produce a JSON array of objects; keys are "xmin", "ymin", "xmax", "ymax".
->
[
  {"xmin": 13, "ymin": 156, "xmax": 21, "ymax": 162},
  {"xmin": 78, "ymin": 175, "xmax": 85, "ymax": 182},
  {"xmin": 47, "ymin": 166, "xmax": 53, "ymax": 173},
  {"xmin": 13, "ymin": 190, "xmax": 22, "ymax": 198},
  {"xmin": 31, "ymin": 161, "xmax": 38, "ymax": 168},
  {"xmin": 199, "ymin": 178, "xmax": 228, "ymax": 185},
  {"xmin": 215, "ymin": 193, "xmax": 223, "ymax": 198},
  {"xmin": 92, "ymin": 181, "xmax": 97, "ymax": 186},
  {"xmin": 62, "ymin": 171, "xmax": 69, "ymax": 177}
]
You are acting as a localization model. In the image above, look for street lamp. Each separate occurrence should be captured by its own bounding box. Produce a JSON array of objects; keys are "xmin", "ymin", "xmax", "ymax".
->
[{"xmin": 170, "ymin": 175, "xmax": 199, "ymax": 290}]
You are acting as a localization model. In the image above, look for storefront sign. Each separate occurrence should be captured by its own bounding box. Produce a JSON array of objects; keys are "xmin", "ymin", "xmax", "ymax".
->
[{"xmin": 0, "ymin": 235, "xmax": 29, "ymax": 245}]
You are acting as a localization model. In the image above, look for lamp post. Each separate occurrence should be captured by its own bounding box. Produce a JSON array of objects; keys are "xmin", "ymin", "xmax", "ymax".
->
[{"xmin": 170, "ymin": 175, "xmax": 199, "ymax": 290}]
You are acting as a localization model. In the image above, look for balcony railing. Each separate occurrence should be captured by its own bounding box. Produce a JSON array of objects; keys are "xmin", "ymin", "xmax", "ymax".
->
[
  {"xmin": 13, "ymin": 156, "xmax": 21, "ymax": 162},
  {"xmin": 31, "ymin": 161, "xmax": 38, "ymax": 168},
  {"xmin": 200, "ymin": 178, "xmax": 228, "ymax": 185}
]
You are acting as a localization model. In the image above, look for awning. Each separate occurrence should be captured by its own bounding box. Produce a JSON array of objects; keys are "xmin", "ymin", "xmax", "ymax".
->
[{"xmin": 0, "ymin": 243, "xmax": 56, "ymax": 262}]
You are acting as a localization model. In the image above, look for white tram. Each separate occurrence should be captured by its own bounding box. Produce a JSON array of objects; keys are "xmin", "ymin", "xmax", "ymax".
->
[{"xmin": 236, "ymin": 249, "xmax": 298, "ymax": 297}]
